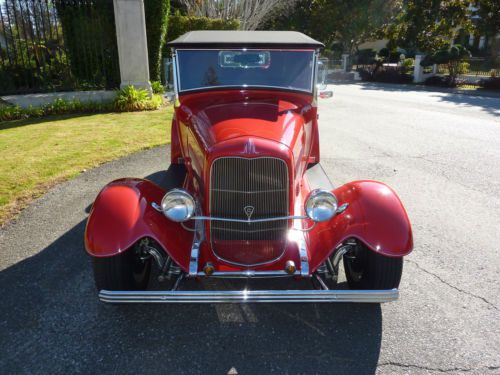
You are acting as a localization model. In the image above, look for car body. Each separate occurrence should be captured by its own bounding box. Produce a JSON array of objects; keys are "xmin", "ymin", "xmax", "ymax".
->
[{"xmin": 85, "ymin": 31, "xmax": 413, "ymax": 303}]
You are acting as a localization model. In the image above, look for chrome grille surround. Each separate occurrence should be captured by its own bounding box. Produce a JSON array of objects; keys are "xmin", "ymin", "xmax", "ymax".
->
[{"xmin": 209, "ymin": 156, "xmax": 289, "ymax": 266}]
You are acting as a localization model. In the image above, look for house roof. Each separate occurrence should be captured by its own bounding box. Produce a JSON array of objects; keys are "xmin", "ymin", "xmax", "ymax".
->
[{"xmin": 166, "ymin": 31, "xmax": 324, "ymax": 49}]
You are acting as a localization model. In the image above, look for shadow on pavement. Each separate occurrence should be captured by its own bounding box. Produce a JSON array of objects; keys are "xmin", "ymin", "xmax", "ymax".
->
[
  {"xmin": 355, "ymin": 82, "xmax": 500, "ymax": 117},
  {"xmin": 0, "ymin": 168, "xmax": 383, "ymax": 374}
]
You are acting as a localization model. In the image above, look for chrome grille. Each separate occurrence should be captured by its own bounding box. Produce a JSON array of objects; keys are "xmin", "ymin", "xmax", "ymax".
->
[{"xmin": 210, "ymin": 157, "xmax": 289, "ymax": 265}]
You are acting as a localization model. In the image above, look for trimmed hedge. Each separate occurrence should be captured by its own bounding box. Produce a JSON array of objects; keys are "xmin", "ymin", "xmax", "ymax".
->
[
  {"xmin": 145, "ymin": 0, "xmax": 171, "ymax": 82},
  {"xmin": 56, "ymin": 1, "xmax": 120, "ymax": 89},
  {"xmin": 163, "ymin": 12, "xmax": 240, "ymax": 57},
  {"xmin": 0, "ymin": 87, "xmax": 163, "ymax": 123}
]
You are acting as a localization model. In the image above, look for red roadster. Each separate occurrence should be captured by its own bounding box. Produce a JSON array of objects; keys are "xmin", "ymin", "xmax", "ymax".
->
[{"xmin": 85, "ymin": 31, "xmax": 413, "ymax": 303}]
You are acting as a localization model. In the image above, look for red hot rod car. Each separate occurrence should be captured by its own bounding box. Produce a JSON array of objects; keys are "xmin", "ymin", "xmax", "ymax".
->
[{"xmin": 85, "ymin": 31, "xmax": 413, "ymax": 303}]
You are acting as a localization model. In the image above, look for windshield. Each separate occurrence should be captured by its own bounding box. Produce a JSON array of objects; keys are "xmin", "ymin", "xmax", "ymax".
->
[{"xmin": 176, "ymin": 49, "xmax": 316, "ymax": 93}]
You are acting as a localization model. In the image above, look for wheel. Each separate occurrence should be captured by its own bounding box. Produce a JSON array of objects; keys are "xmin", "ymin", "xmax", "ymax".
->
[
  {"xmin": 92, "ymin": 244, "xmax": 151, "ymax": 291},
  {"xmin": 343, "ymin": 242, "xmax": 403, "ymax": 290}
]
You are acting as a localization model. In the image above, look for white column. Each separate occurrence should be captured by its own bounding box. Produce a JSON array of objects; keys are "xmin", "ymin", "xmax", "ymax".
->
[
  {"xmin": 113, "ymin": 0, "xmax": 152, "ymax": 94},
  {"xmin": 341, "ymin": 54, "xmax": 350, "ymax": 72},
  {"xmin": 413, "ymin": 54, "xmax": 425, "ymax": 83}
]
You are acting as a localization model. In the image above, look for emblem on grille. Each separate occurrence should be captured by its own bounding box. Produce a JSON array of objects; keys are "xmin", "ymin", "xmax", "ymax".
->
[{"xmin": 244, "ymin": 205, "xmax": 255, "ymax": 221}]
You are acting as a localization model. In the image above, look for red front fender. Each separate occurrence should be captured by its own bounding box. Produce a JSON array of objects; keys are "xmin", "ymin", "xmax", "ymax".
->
[
  {"xmin": 307, "ymin": 180, "xmax": 413, "ymax": 272},
  {"xmin": 84, "ymin": 178, "xmax": 193, "ymax": 272}
]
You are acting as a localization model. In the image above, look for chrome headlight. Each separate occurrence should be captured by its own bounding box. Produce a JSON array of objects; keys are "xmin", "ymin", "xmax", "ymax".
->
[
  {"xmin": 160, "ymin": 189, "xmax": 195, "ymax": 222},
  {"xmin": 305, "ymin": 189, "xmax": 338, "ymax": 222}
]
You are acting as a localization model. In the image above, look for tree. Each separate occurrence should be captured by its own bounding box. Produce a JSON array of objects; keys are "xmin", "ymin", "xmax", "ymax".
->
[
  {"xmin": 421, "ymin": 44, "xmax": 471, "ymax": 85},
  {"xmin": 179, "ymin": 0, "xmax": 290, "ymax": 30},
  {"xmin": 384, "ymin": 0, "xmax": 472, "ymax": 53},
  {"xmin": 473, "ymin": 0, "xmax": 500, "ymax": 65},
  {"xmin": 264, "ymin": 0, "xmax": 399, "ymax": 55},
  {"xmin": 144, "ymin": 0, "xmax": 171, "ymax": 82}
]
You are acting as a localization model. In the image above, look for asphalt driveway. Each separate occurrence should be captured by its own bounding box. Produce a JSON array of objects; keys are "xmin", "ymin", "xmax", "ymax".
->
[{"xmin": 0, "ymin": 83, "xmax": 499, "ymax": 374}]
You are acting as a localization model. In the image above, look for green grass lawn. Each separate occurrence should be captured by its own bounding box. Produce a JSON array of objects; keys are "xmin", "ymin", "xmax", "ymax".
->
[{"xmin": 0, "ymin": 107, "xmax": 172, "ymax": 225}]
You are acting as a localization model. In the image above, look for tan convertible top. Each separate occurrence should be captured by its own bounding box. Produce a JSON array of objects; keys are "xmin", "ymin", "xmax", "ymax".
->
[{"xmin": 167, "ymin": 30, "xmax": 324, "ymax": 49}]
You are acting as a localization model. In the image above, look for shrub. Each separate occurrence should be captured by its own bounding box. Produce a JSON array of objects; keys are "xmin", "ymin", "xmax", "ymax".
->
[
  {"xmin": 421, "ymin": 45, "xmax": 471, "ymax": 86},
  {"xmin": 479, "ymin": 77, "xmax": 500, "ymax": 90},
  {"xmin": 356, "ymin": 67, "xmax": 413, "ymax": 84},
  {"xmin": 114, "ymin": 86, "xmax": 163, "ymax": 112},
  {"xmin": 145, "ymin": 0, "xmax": 171, "ymax": 82},
  {"xmin": 356, "ymin": 49, "xmax": 376, "ymax": 65},
  {"xmin": 163, "ymin": 11, "xmax": 239, "ymax": 57},
  {"xmin": 424, "ymin": 75, "xmax": 452, "ymax": 87},
  {"xmin": 151, "ymin": 81, "xmax": 165, "ymax": 94},
  {"xmin": 401, "ymin": 58, "xmax": 414, "ymax": 70},
  {"xmin": 457, "ymin": 61, "xmax": 470, "ymax": 75},
  {"xmin": 56, "ymin": 1, "xmax": 120, "ymax": 89},
  {"xmin": 1, "ymin": 88, "xmax": 164, "ymax": 122}
]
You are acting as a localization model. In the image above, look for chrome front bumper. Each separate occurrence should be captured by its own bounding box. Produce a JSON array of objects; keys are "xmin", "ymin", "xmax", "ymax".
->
[{"xmin": 99, "ymin": 288, "xmax": 399, "ymax": 304}]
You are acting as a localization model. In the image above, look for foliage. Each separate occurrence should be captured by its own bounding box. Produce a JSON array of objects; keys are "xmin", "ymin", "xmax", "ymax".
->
[
  {"xmin": 378, "ymin": 47, "xmax": 402, "ymax": 63},
  {"xmin": 472, "ymin": 0, "xmax": 500, "ymax": 64},
  {"xmin": 164, "ymin": 11, "xmax": 239, "ymax": 56},
  {"xmin": 145, "ymin": 0, "xmax": 171, "ymax": 81},
  {"xmin": 0, "ymin": 88, "xmax": 163, "ymax": 122},
  {"xmin": 421, "ymin": 44, "xmax": 471, "ymax": 85},
  {"xmin": 0, "ymin": 100, "xmax": 110, "ymax": 122},
  {"xmin": 167, "ymin": 11, "xmax": 240, "ymax": 41},
  {"xmin": 401, "ymin": 57, "xmax": 415, "ymax": 73},
  {"xmin": 357, "ymin": 66, "xmax": 413, "ymax": 83},
  {"xmin": 264, "ymin": 0, "xmax": 399, "ymax": 54},
  {"xmin": 179, "ymin": 0, "xmax": 287, "ymax": 30},
  {"xmin": 383, "ymin": 0, "xmax": 472, "ymax": 53},
  {"xmin": 114, "ymin": 86, "xmax": 162, "ymax": 112},
  {"xmin": 55, "ymin": 1, "xmax": 120, "ymax": 90},
  {"xmin": 479, "ymin": 77, "xmax": 500, "ymax": 90},
  {"xmin": 0, "ymin": 109, "xmax": 173, "ymax": 225},
  {"xmin": 151, "ymin": 81, "xmax": 165, "ymax": 94},
  {"xmin": 423, "ymin": 75, "xmax": 466, "ymax": 87},
  {"xmin": 355, "ymin": 49, "xmax": 377, "ymax": 65}
]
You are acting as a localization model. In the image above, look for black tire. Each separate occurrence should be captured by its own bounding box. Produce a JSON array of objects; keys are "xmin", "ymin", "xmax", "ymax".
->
[
  {"xmin": 92, "ymin": 245, "xmax": 151, "ymax": 291},
  {"xmin": 343, "ymin": 242, "xmax": 403, "ymax": 290}
]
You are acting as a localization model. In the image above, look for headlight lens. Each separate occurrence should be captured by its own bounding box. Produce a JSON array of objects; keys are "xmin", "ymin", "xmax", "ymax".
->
[
  {"xmin": 160, "ymin": 189, "xmax": 195, "ymax": 222},
  {"xmin": 305, "ymin": 189, "xmax": 338, "ymax": 222}
]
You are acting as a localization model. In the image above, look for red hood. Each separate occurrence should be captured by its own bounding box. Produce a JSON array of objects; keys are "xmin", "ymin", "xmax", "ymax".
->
[{"xmin": 177, "ymin": 90, "xmax": 315, "ymax": 153}]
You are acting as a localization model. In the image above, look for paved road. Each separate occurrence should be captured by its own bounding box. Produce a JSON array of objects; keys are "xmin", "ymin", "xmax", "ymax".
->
[{"xmin": 1, "ymin": 84, "xmax": 499, "ymax": 374}]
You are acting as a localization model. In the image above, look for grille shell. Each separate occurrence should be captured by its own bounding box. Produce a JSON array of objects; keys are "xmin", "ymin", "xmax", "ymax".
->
[{"xmin": 209, "ymin": 157, "xmax": 289, "ymax": 266}]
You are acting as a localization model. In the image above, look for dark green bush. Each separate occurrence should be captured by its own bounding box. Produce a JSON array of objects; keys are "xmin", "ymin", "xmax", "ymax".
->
[
  {"xmin": 356, "ymin": 67, "xmax": 413, "ymax": 84},
  {"xmin": 163, "ymin": 11, "xmax": 239, "ymax": 57},
  {"xmin": 356, "ymin": 49, "xmax": 377, "ymax": 65},
  {"xmin": 145, "ymin": 0, "xmax": 171, "ymax": 82},
  {"xmin": 56, "ymin": 1, "xmax": 120, "ymax": 90},
  {"xmin": 479, "ymin": 77, "xmax": 500, "ymax": 90}
]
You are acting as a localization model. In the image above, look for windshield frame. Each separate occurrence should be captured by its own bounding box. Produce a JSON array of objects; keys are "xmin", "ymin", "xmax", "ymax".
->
[{"xmin": 173, "ymin": 48, "xmax": 318, "ymax": 95}]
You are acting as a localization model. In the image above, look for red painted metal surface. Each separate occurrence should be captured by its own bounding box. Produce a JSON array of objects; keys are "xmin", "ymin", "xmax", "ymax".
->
[
  {"xmin": 85, "ymin": 178, "xmax": 193, "ymax": 271},
  {"xmin": 306, "ymin": 180, "xmax": 413, "ymax": 272},
  {"xmin": 85, "ymin": 88, "xmax": 413, "ymax": 274}
]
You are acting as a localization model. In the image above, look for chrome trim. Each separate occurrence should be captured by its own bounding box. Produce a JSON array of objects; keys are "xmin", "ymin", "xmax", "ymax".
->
[
  {"xmin": 191, "ymin": 215, "xmax": 307, "ymax": 224},
  {"xmin": 336, "ymin": 203, "xmax": 349, "ymax": 214},
  {"xmin": 172, "ymin": 52, "xmax": 179, "ymax": 101},
  {"xmin": 297, "ymin": 231, "xmax": 309, "ymax": 277},
  {"xmin": 209, "ymin": 156, "xmax": 290, "ymax": 267},
  {"xmin": 99, "ymin": 289, "xmax": 399, "ymax": 304},
  {"xmin": 188, "ymin": 207, "xmax": 204, "ymax": 276},
  {"xmin": 194, "ymin": 270, "xmax": 298, "ymax": 278},
  {"xmin": 153, "ymin": 203, "xmax": 307, "ymax": 223},
  {"xmin": 332, "ymin": 245, "xmax": 350, "ymax": 269}
]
